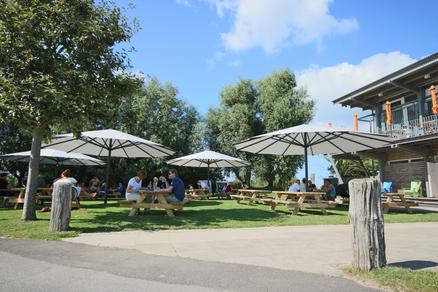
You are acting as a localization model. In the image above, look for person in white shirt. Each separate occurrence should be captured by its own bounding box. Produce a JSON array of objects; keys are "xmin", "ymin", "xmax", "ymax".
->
[
  {"xmin": 300, "ymin": 178, "xmax": 307, "ymax": 192},
  {"xmin": 125, "ymin": 171, "xmax": 146, "ymax": 201},
  {"xmin": 288, "ymin": 179, "xmax": 301, "ymax": 192}
]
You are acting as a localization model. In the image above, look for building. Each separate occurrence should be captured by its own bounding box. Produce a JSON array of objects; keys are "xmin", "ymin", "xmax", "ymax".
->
[{"xmin": 332, "ymin": 52, "xmax": 438, "ymax": 197}]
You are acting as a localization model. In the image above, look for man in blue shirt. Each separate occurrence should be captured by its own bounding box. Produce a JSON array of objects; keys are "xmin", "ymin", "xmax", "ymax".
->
[{"xmin": 164, "ymin": 169, "xmax": 185, "ymax": 203}]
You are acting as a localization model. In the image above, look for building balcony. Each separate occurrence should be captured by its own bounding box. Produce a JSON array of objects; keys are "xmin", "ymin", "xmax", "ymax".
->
[{"xmin": 379, "ymin": 114, "xmax": 438, "ymax": 139}]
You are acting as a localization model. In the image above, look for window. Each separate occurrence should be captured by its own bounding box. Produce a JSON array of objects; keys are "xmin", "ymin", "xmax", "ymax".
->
[
  {"xmin": 405, "ymin": 102, "xmax": 419, "ymax": 122},
  {"xmin": 425, "ymin": 98, "xmax": 433, "ymax": 115},
  {"xmin": 405, "ymin": 95, "xmax": 417, "ymax": 103}
]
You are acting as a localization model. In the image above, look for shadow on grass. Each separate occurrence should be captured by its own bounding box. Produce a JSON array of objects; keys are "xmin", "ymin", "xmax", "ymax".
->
[
  {"xmin": 185, "ymin": 200, "xmax": 223, "ymax": 207},
  {"xmin": 70, "ymin": 207, "xmax": 284, "ymax": 233},
  {"xmin": 389, "ymin": 260, "xmax": 438, "ymax": 270}
]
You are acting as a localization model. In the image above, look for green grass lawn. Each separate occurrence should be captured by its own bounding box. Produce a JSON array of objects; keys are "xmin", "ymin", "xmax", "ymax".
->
[
  {"xmin": 346, "ymin": 267, "xmax": 438, "ymax": 292},
  {"xmin": 1, "ymin": 199, "xmax": 438, "ymax": 240}
]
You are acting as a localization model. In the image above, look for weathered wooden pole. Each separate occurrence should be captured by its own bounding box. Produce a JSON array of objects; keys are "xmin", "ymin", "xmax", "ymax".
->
[
  {"xmin": 49, "ymin": 179, "xmax": 72, "ymax": 232},
  {"xmin": 349, "ymin": 178, "xmax": 386, "ymax": 271}
]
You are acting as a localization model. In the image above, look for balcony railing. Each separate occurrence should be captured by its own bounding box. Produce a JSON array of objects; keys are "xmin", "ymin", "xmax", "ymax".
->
[{"xmin": 380, "ymin": 114, "xmax": 438, "ymax": 139}]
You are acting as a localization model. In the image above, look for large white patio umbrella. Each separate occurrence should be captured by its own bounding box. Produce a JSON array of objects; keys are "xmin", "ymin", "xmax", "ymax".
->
[
  {"xmin": 235, "ymin": 124, "xmax": 394, "ymax": 190},
  {"xmin": 167, "ymin": 150, "xmax": 250, "ymax": 192},
  {"xmin": 43, "ymin": 129, "xmax": 175, "ymax": 203},
  {"xmin": 0, "ymin": 149, "xmax": 105, "ymax": 166}
]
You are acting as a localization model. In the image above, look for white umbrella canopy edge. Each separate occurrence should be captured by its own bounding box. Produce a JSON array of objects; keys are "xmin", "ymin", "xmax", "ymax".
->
[
  {"xmin": 234, "ymin": 124, "xmax": 395, "ymax": 190},
  {"xmin": 44, "ymin": 129, "xmax": 175, "ymax": 158},
  {"xmin": 166, "ymin": 150, "xmax": 250, "ymax": 168},
  {"xmin": 234, "ymin": 125, "xmax": 394, "ymax": 156},
  {"xmin": 42, "ymin": 129, "xmax": 176, "ymax": 205},
  {"xmin": 166, "ymin": 150, "xmax": 250, "ymax": 192},
  {"xmin": 0, "ymin": 148, "xmax": 105, "ymax": 166}
]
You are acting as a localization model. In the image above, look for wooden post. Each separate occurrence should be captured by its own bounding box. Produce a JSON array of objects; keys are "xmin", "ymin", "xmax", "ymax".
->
[
  {"xmin": 349, "ymin": 178, "xmax": 386, "ymax": 271},
  {"xmin": 49, "ymin": 179, "xmax": 72, "ymax": 232}
]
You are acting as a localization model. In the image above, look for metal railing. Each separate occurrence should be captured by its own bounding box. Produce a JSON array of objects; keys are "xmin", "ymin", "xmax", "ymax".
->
[{"xmin": 380, "ymin": 114, "xmax": 438, "ymax": 139}]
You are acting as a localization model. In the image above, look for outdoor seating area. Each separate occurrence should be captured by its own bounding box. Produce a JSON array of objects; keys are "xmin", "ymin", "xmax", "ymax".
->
[
  {"xmin": 0, "ymin": 187, "xmax": 104, "ymax": 209},
  {"xmin": 231, "ymin": 189, "xmax": 336, "ymax": 215},
  {"xmin": 119, "ymin": 189, "xmax": 190, "ymax": 217}
]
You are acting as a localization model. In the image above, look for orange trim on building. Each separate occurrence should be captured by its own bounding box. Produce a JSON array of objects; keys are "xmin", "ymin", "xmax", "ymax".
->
[
  {"xmin": 353, "ymin": 113, "xmax": 358, "ymax": 132},
  {"xmin": 385, "ymin": 101, "xmax": 392, "ymax": 126},
  {"xmin": 431, "ymin": 85, "xmax": 438, "ymax": 114}
]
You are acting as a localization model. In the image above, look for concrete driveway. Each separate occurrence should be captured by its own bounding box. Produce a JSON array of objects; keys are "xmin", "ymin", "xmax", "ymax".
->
[
  {"xmin": 0, "ymin": 238, "xmax": 378, "ymax": 292},
  {"xmin": 64, "ymin": 222, "xmax": 438, "ymax": 276}
]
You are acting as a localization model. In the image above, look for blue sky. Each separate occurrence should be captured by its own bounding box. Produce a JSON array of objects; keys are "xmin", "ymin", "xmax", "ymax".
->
[{"xmin": 116, "ymin": 0, "xmax": 438, "ymax": 186}]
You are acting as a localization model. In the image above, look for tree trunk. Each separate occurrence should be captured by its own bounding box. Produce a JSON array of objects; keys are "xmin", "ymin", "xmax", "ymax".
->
[
  {"xmin": 21, "ymin": 126, "xmax": 45, "ymax": 221},
  {"xmin": 349, "ymin": 178, "xmax": 386, "ymax": 271},
  {"xmin": 49, "ymin": 179, "xmax": 72, "ymax": 232}
]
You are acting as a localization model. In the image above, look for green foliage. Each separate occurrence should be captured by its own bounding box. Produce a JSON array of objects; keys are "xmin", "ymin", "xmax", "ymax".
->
[
  {"xmin": 347, "ymin": 266, "xmax": 438, "ymax": 292},
  {"xmin": 328, "ymin": 158, "xmax": 379, "ymax": 178},
  {"xmin": 205, "ymin": 69, "xmax": 314, "ymax": 187},
  {"xmin": 0, "ymin": 122, "xmax": 32, "ymax": 180},
  {"xmin": 0, "ymin": 0, "xmax": 138, "ymax": 133},
  {"xmin": 205, "ymin": 79, "xmax": 262, "ymax": 184},
  {"xmin": 256, "ymin": 69, "xmax": 313, "ymax": 188},
  {"xmin": 111, "ymin": 77, "xmax": 204, "ymax": 185}
]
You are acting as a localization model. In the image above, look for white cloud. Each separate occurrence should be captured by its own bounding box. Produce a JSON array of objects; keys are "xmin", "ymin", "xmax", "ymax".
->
[
  {"xmin": 176, "ymin": 0, "xmax": 192, "ymax": 7},
  {"xmin": 206, "ymin": 50, "xmax": 226, "ymax": 70},
  {"xmin": 229, "ymin": 59, "xmax": 242, "ymax": 67},
  {"xmin": 207, "ymin": 0, "xmax": 358, "ymax": 53},
  {"xmin": 297, "ymin": 51, "xmax": 416, "ymax": 129}
]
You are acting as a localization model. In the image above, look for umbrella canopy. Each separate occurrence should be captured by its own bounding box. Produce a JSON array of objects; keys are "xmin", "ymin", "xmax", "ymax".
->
[
  {"xmin": 167, "ymin": 150, "xmax": 250, "ymax": 193},
  {"xmin": 167, "ymin": 150, "xmax": 250, "ymax": 168},
  {"xmin": 235, "ymin": 124, "xmax": 394, "ymax": 190},
  {"xmin": 0, "ymin": 149, "xmax": 105, "ymax": 166},
  {"xmin": 43, "ymin": 129, "xmax": 175, "ymax": 204},
  {"xmin": 44, "ymin": 129, "xmax": 175, "ymax": 158}
]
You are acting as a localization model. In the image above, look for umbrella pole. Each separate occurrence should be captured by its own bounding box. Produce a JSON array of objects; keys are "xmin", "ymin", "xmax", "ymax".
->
[
  {"xmin": 207, "ymin": 163, "xmax": 211, "ymax": 194},
  {"xmin": 104, "ymin": 147, "xmax": 112, "ymax": 206},
  {"xmin": 304, "ymin": 142, "xmax": 309, "ymax": 192}
]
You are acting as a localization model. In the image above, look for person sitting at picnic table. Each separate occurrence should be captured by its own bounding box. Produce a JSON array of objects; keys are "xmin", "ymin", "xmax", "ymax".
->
[
  {"xmin": 163, "ymin": 169, "xmax": 185, "ymax": 203},
  {"xmin": 126, "ymin": 171, "xmax": 147, "ymax": 201},
  {"xmin": 88, "ymin": 175, "xmax": 100, "ymax": 198},
  {"xmin": 288, "ymin": 179, "xmax": 301, "ymax": 192},
  {"xmin": 322, "ymin": 179, "xmax": 336, "ymax": 201},
  {"xmin": 158, "ymin": 176, "xmax": 169, "ymax": 189},
  {"xmin": 0, "ymin": 173, "xmax": 12, "ymax": 196},
  {"xmin": 300, "ymin": 178, "xmax": 307, "ymax": 192},
  {"xmin": 150, "ymin": 177, "xmax": 159, "ymax": 190},
  {"xmin": 224, "ymin": 182, "xmax": 233, "ymax": 193},
  {"xmin": 307, "ymin": 180, "xmax": 317, "ymax": 192},
  {"xmin": 223, "ymin": 181, "xmax": 233, "ymax": 199}
]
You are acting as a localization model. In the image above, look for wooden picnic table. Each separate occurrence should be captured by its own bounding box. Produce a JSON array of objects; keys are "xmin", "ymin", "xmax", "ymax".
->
[
  {"xmin": 185, "ymin": 189, "xmax": 210, "ymax": 200},
  {"xmin": 2, "ymin": 187, "xmax": 84, "ymax": 208},
  {"xmin": 383, "ymin": 193, "xmax": 419, "ymax": 213},
  {"xmin": 119, "ymin": 189, "xmax": 184, "ymax": 217},
  {"xmin": 273, "ymin": 191, "xmax": 332, "ymax": 215},
  {"xmin": 230, "ymin": 189, "xmax": 273, "ymax": 204},
  {"xmin": 0, "ymin": 188, "xmax": 25, "ymax": 208}
]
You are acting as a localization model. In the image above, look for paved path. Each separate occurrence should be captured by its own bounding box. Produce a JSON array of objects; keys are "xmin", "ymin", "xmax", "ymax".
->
[
  {"xmin": 0, "ymin": 238, "xmax": 377, "ymax": 292},
  {"xmin": 65, "ymin": 222, "xmax": 438, "ymax": 276}
]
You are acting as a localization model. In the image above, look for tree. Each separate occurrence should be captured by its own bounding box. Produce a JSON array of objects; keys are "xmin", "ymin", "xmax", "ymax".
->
[
  {"xmin": 205, "ymin": 69, "xmax": 314, "ymax": 188},
  {"xmin": 0, "ymin": 0, "xmax": 138, "ymax": 220},
  {"xmin": 256, "ymin": 69, "xmax": 313, "ymax": 188},
  {"xmin": 114, "ymin": 77, "xmax": 204, "ymax": 184},
  {"xmin": 205, "ymin": 79, "xmax": 262, "ymax": 185},
  {"xmin": 0, "ymin": 122, "xmax": 32, "ymax": 183},
  {"xmin": 328, "ymin": 158, "xmax": 379, "ymax": 179}
]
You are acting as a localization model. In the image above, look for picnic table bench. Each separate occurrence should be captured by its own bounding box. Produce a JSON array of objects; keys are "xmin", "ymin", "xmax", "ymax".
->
[
  {"xmin": 382, "ymin": 193, "xmax": 419, "ymax": 213},
  {"xmin": 230, "ymin": 189, "xmax": 273, "ymax": 204},
  {"xmin": 2, "ymin": 187, "xmax": 83, "ymax": 208},
  {"xmin": 185, "ymin": 189, "xmax": 210, "ymax": 200},
  {"xmin": 272, "ymin": 191, "xmax": 334, "ymax": 215},
  {"xmin": 119, "ymin": 190, "xmax": 188, "ymax": 217}
]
